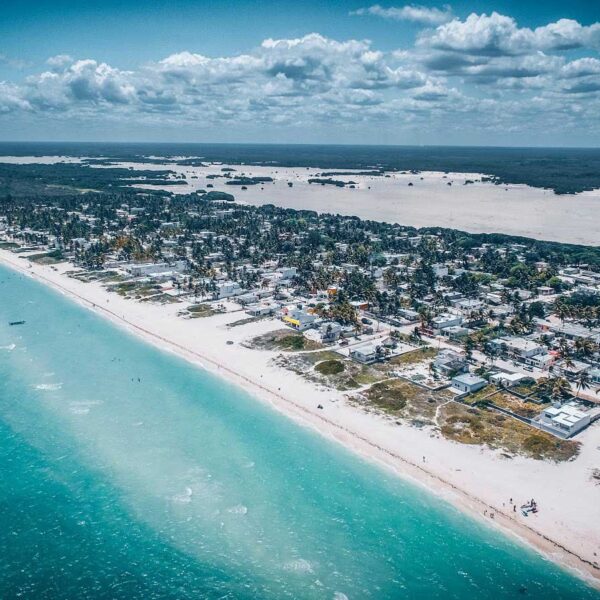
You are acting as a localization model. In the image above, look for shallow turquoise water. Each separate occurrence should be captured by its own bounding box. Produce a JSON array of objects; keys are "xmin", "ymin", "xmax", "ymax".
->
[{"xmin": 0, "ymin": 264, "xmax": 598, "ymax": 600}]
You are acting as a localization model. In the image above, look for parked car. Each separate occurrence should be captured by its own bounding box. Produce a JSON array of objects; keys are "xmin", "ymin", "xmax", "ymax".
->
[{"xmin": 361, "ymin": 317, "xmax": 372, "ymax": 325}]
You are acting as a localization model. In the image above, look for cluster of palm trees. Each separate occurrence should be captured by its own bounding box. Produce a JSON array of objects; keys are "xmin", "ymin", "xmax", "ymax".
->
[{"xmin": 554, "ymin": 298, "xmax": 600, "ymax": 327}]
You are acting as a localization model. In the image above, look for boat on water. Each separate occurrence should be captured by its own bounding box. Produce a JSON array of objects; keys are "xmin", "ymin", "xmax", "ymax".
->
[{"xmin": 9, "ymin": 320, "xmax": 25, "ymax": 326}]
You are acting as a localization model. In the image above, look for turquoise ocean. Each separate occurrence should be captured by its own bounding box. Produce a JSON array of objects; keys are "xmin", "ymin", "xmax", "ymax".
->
[{"xmin": 0, "ymin": 264, "xmax": 598, "ymax": 600}]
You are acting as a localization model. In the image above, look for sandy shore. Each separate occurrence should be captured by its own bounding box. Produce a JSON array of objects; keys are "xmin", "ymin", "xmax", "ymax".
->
[{"xmin": 1, "ymin": 249, "xmax": 599, "ymax": 588}]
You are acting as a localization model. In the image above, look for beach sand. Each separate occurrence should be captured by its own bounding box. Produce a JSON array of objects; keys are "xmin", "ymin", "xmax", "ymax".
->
[{"xmin": 2, "ymin": 248, "xmax": 599, "ymax": 589}]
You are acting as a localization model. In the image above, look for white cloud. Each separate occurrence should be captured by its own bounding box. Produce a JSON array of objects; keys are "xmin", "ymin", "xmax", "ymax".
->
[
  {"xmin": 419, "ymin": 12, "xmax": 600, "ymax": 55},
  {"xmin": 351, "ymin": 4, "xmax": 453, "ymax": 26},
  {"xmin": 1, "ymin": 21, "xmax": 599, "ymax": 142}
]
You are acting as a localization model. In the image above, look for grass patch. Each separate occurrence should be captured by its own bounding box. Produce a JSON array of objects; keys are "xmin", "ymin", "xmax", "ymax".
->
[
  {"xmin": 188, "ymin": 303, "xmax": 217, "ymax": 318},
  {"xmin": 439, "ymin": 402, "xmax": 579, "ymax": 462},
  {"xmin": 487, "ymin": 391, "xmax": 546, "ymax": 419},
  {"xmin": 315, "ymin": 360, "xmax": 345, "ymax": 375},
  {"xmin": 0, "ymin": 241, "xmax": 19, "ymax": 249},
  {"xmin": 359, "ymin": 379, "xmax": 453, "ymax": 424},
  {"xmin": 387, "ymin": 346, "xmax": 437, "ymax": 366},
  {"xmin": 273, "ymin": 350, "xmax": 385, "ymax": 391},
  {"xmin": 247, "ymin": 329, "xmax": 323, "ymax": 352},
  {"xmin": 27, "ymin": 250, "xmax": 65, "ymax": 265}
]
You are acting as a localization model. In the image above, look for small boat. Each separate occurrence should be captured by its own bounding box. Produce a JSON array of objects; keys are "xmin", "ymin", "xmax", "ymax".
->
[{"xmin": 9, "ymin": 320, "xmax": 25, "ymax": 326}]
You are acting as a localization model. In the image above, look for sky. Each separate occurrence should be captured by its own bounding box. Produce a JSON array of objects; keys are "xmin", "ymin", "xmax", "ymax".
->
[{"xmin": 0, "ymin": 0, "xmax": 599, "ymax": 146}]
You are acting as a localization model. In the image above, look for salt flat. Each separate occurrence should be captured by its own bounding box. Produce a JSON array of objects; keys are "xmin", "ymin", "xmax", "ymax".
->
[
  {"xmin": 113, "ymin": 161, "xmax": 600, "ymax": 247},
  {"xmin": 2, "ymin": 155, "xmax": 598, "ymax": 245}
]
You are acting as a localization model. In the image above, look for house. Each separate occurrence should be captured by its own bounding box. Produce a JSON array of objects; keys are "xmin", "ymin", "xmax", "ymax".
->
[
  {"xmin": 350, "ymin": 344, "xmax": 380, "ymax": 364},
  {"xmin": 215, "ymin": 281, "xmax": 244, "ymax": 299},
  {"xmin": 434, "ymin": 350, "xmax": 467, "ymax": 376},
  {"xmin": 537, "ymin": 286, "xmax": 554, "ymax": 296},
  {"xmin": 126, "ymin": 261, "xmax": 186, "ymax": 277},
  {"xmin": 432, "ymin": 263, "xmax": 449, "ymax": 278},
  {"xmin": 280, "ymin": 266, "xmax": 297, "ymax": 280},
  {"xmin": 537, "ymin": 402, "xmax": 591, "ymax": 438},
  {"xmin": 489, "ymin": 337, "xmax": 543, "ymax": 361},
  {"xmin": 397, "ymin": 308, "xmax": 419, "ymax": 323},
  {"xmin": 432, "ymin": 313, "xmax": 462, "ymax": 330},
  {"xmin": 554, "ymin": 359, "xmax": 590, "ymax": 380},
  {"xmin": 451, "ymin": 373, "xmax": 487, "ymax": 394},
  {"xmin": 490, "ymin": 372, "xmax": 528, "ymax": 388},
  {"xmin": 282, "ymin": 308, "xmax": 317, "ymax": 331},
  {"xmin": 320, "ymin": 322, "xmax": 342, "ymax": 343},
  {"xmin": 529, "ymin": 352, "xmax": 554, "ymax": 369},
  {"xmin": 246, "ymin": 302, "xmax": 277, "ymax": 317},
  {"xmin": 440, "ymin": 325, "xmax": 471, "ymax": 341},
  {"xmin": 453, "ymin": 298, "xmax": 484, "ymax": 312}
]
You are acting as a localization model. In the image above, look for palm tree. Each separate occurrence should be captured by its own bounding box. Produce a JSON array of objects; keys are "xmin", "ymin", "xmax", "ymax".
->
[
  {"xmin": 536, "ymin": 376, "xmax": 571, "ymax": 402},
  {"xmin": 550, "ymin": 376, "xmax": 572, "ymax": 402},
  {"xmin": 574, "ymin": 337, "xmax": 594, "ymax": 359},
  {"xmin": 575, "ymin": 371, "xmax": 591, "ymax": 398}
]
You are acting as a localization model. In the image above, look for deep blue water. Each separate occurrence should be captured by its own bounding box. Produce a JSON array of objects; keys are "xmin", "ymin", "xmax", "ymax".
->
[{"xmin": 0, "ymin": 264, "xmax": 598, "ymax": 599}]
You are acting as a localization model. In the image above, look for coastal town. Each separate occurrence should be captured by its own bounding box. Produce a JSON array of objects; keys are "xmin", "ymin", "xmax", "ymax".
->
[{"xmin": 1, "ymin": 180, "xmax": 599, "ymax": 467}]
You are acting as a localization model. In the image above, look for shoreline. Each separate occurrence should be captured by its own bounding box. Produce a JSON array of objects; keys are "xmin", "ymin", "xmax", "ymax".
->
[{"xmin": 1, "ymin": 249, "xmax": 599, "ymax": 590}]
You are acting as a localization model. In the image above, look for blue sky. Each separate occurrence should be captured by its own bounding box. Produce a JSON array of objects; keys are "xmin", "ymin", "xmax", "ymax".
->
[{"xmin": 1, "ymin": 1, "xmax": 599, "ymax": 145}]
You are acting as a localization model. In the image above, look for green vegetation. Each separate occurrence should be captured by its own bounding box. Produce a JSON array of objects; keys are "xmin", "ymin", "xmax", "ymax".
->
[
  {"xmin": 315, "ymin": 359, "xmax": 345, "ymax": 375},
  {"xmin": 486, "ymin": 391, "xmax": 546, "ymax": 419},
  {"xmin": 387, "ymin": 347, "xmax": 437, "ymax": 366},
  {"xmin": 27, "ymin": 250, "xmax": 65, "ymax": 265},
  {"xmin": 359, "ymin": 379, "xmax": 453, "ymax": 425},
  {"xmin": 201, "ymin": 190, "xmax": 235, "ymax": 202},
  {"xmin": 308, "ymin": 178, "xmax": 348, "ymax": 187},
  {"xmin": 225, "ymin": 176, "xmax": 273, "ymax": 186},
  {"xmin": 439, "ymin": 403, "xmax": 579, "ymax": 462},
  {"xmin": 187, "ymin": 303, "xmax": 217, "ymax": 318},
  {"xmin": 247, "ymin": 329, "xmax": 323, "ymax": 352},
  {"xmin": 275, "ymin": 350, "xmax": 385, "ymax": 391}
]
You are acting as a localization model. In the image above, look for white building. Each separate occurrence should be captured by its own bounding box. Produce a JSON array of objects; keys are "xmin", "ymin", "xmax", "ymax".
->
[
  {"xmin": 490, "ymin": 337, "xmax": 543, "ymax": 360},
  {"xmin": 282, "ymin": 308, "xmax": 317, "ymax": 331},
  {"xmin": 215, "ymin": 281, "xmax": 243, "ymax": 299},
  {"xmin": 320, "ymin": 322, "xmax": 342, "ymax": 342},
  {"xmin": 350, "ymin": 344, "xmax": 380, "ymax": 364},
  {"xmin": 451, "ymin": 373, "xmax": 487, "ymax": 394},
  {"xmin": 432, "ymin": 314, "xmax": 463, "ymax": 330},
  {"xmin": 490, "ymin": 372, "xmax": 528, "ymax": 387},
  {"xmin": 538, "ymin": 402, "xmax": 591, "ymax": 438}
]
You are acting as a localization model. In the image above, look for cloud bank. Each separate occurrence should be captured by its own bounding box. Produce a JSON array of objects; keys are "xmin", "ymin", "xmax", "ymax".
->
[{"xmin": 1, "ymin": 11, "xmax": 599, "ymax": 143}]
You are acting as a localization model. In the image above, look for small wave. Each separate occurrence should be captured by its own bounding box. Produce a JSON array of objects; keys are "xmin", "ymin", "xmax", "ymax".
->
[
  {"xmin": 243, "ymin": 461, "xmax": 255, "ymax": 469},
  {"xmin": 69, "ymin": 400, "xmax": 102, "ymax": 415},
  {"xmin": 34, "ymin": 383, "xmax": 63, "ymax": 391},
  {"xmin": 172, "ymin": 487, "xmax": 193, "ymax": 504},
  {"xmin": 226, "ymin": 504, "xmax": 248, "ymax": 515},
  {"xmin": 0, "ymin": 343, "xmax": 16, "ymax": 351},
  {"xmin": 283, "ymin": 559, "xmax": 313, "ymax": 574},
  {"xmin": 333, "ymin": 593, "xmax": 349, "ymax": 600}
]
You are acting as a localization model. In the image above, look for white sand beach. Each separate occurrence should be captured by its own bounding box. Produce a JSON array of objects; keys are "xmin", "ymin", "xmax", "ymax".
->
[{"xmin": 1, "ymin": 248, "xmax": 599, "ymax": 588}]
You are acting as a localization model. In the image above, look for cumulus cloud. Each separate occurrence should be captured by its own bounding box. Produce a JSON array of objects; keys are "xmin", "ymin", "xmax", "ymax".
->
[
  {"xmin": 0, "ymin": 18, "xmax": 599, "ymax": 141},
  {"xmin": 351, "ymin": 4, "xmax": 453, "ymax": 25},
  {"xmin": 418, "ymin": 12, "xmax": 600, "ymax": 55}
]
